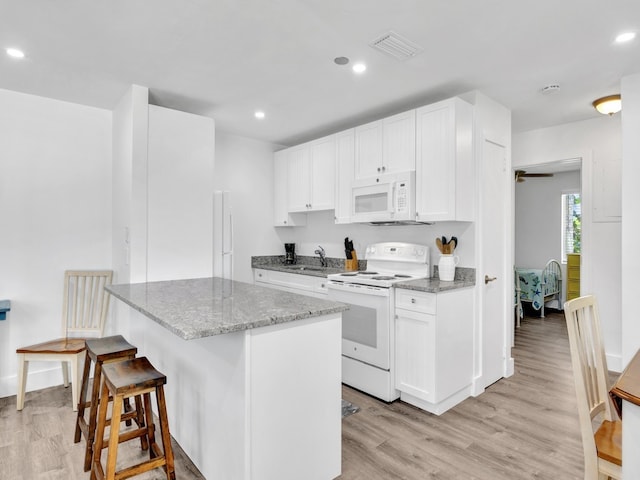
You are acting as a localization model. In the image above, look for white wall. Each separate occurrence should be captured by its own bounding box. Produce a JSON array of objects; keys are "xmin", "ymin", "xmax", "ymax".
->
[
  {"xmin": 621, "ymin": 72, "xmax": 640, "ymax": 365},
  {"xmin": 214, "ymin": 132, "xmax": 283, "ymax": 283},
  {"xmin": 515, "ymin": 170, "xmax": 581, "ymax": 267},
  {"xmin": 276, "ymin": 213, "xmax": 474, "ymax": 276},
  {"xmin": 0, "ymin": 88, "xmax": 112, "ymax": 397},
  {"xmin": 513, "ymin": 115, "xmax": 622, "ymax": 369},
  {"xmin": 147, "ymin": 106, "xmax": 215, "ymax": 281},
  {"xmin": 111, "ymin": 84, "xmax": 149, "ymax": 337}
]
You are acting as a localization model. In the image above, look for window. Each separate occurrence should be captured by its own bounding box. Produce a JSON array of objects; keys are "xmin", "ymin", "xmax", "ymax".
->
[{"xmin": 562, "ymin": 192, "xmax": 581, "ymax": 262}]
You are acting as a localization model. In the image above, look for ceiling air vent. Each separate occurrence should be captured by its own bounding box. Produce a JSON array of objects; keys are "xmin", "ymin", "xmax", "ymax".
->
[{"xmin": 369, "ymin": 31, "xmax": 424, "ymax": 61}]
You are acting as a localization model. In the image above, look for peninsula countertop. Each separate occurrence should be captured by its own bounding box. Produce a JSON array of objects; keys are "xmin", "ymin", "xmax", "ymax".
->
[{"xmin": 106, "ymin": 277, "xmax": 348, "ymax": 340}]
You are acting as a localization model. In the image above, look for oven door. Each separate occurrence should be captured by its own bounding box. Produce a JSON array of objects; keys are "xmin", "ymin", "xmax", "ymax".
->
[{"xmin": 327, "ymin": 281, "xmax": 391, "ymax": 370}]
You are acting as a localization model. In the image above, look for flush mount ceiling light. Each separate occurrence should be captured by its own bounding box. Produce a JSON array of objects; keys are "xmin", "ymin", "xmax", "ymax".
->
[
  {"xmin": 592, "ymin": 94, "xmax": 622, "ymax": 115},
  {"xmin": 6, "ymin": 47, "xmax": 25, "ymax": 58}
]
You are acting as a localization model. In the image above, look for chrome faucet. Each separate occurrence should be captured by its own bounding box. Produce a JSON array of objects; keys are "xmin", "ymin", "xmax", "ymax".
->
[{"xmin": 314, "ymin": 245, "xmax": 327, "ymax": 268}]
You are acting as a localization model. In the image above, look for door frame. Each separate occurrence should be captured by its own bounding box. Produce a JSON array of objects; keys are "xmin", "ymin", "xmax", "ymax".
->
[{"xmin": 511, "ymin": 151, "xmax": 592, "ymax": 342}]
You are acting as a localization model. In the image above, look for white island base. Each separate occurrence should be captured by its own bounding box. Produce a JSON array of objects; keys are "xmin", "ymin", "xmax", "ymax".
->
[{"xmin": 128, "ymin": 309, "xmax": 342, "ymax": 480}]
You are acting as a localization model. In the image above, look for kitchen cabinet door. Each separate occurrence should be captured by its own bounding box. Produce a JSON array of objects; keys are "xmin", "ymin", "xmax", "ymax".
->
[
  {"xmin": 382, "ymin": 110, "xmax": 416, "ymax": 174},
  {"xmin": 354, "ymin": 120, "xmax": 383, "ymax": 179},
  {"xmin": 354, "ymin": 111, "xmax": 416, "ymax": 180},
  {"xmin": 273, "ymin": 150, "xmax": 306, "ymax": 227},
  {"xmin": 394, "ymin": 287, "xmax": 474, "ymax": 415},
  {"xmin": 287, "ymin": 145, "xmax": 311, "ymax": 212},
  {"xmin": 334, "ymin": 129, "xmax": 355, "ymax": 224},
  {"xmin": 286, "ymin": 136, "xmax": 335, "ymax": 213},
  {"xmin": 415, "ymin": 97, "xmax": 474, "ymax": 222},
  {"xmin": 309, "ymin": 135, "xmax": 335, "ymax": 211},
  {"xmin": 396, "ymin": 307, "xmax": 436, "ymax": 403}
]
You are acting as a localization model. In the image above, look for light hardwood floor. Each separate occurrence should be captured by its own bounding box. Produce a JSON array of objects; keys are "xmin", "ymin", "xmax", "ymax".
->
[{"xmin": 1, "ymin": 313, "xmax": 585, "ymax": 479}]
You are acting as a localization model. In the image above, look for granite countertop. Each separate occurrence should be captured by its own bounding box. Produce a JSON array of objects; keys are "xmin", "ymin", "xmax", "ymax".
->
[
  {"xmin": 252, "ymin": 255, "xmax": 364, "ymax": 277},
  {"xmin": 106, "ymin": 277, "xmax": 348, "ymax": 341},
  {"xmin": 394, "ymin": 276, "xmax": 476, "ymax": 293},
  {"xmin": 252, "ymin": 255, "xmax": 476, "ymax": 293}
]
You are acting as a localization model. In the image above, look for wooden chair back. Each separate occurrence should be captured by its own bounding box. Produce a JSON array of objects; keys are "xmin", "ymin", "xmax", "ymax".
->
[
  {"xmin": 564, "ymin": 295, "xmax": 621, "ymax": 479},
  {"xmin": 62, "ymin": 270, "xmax": 113, "ymax": 338}
]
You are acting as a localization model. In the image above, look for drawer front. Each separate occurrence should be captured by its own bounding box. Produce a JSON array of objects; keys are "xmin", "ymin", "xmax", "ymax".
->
[
  {"xmin": 567, "ymin": 254, "xmax": 581, "ymax": 267},
  {"xmin": 254, "ymin": 269, "xmax": 327, "ymax": 296},
  {"xmin": 567, "ymin": 265, "xmax": 580, "ymax": 280},
  {"xmin": 567, "ymin": 278, "xmax": 580, "ymax": 291},
  {"xmin": 395, "ymin": 289, "xmax": 436, "ymax": 314}
]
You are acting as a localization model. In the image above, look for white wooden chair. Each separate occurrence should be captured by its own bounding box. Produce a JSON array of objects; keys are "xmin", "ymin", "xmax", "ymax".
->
[
  {"xmin": 564, "ymin": 295, "xmax": 622, "ymax": 480},
  {"xmin": 16, "ymin": 270, "xmax": 113, "ymax": 411}
]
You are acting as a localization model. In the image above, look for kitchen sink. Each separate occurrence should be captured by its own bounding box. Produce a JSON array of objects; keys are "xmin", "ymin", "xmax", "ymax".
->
[{"xmin": 282, "ymin": 265, "xmax": 325, "ymax": 272}]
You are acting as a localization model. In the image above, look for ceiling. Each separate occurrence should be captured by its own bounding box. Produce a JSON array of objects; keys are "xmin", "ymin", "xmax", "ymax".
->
[{"xmin": 1, "ymin": 0, "xmax": 639, "ymax": 146}]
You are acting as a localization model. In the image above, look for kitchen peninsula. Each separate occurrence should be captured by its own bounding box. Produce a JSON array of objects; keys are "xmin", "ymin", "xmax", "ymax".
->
[{"xmin": 107, "ymin": 277, "xmax": 348, "ymax": 480}]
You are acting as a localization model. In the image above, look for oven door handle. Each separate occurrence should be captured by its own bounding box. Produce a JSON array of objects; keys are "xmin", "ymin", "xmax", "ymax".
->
[{"xmin": 327, "ymin": 281, "xmax": 390, "ymax": 297}]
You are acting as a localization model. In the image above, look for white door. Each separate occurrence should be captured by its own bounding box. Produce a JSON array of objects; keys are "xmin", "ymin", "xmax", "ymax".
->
[{"xmin": 481, "ymin": 139, "xmax": 509, "ymax": 387}]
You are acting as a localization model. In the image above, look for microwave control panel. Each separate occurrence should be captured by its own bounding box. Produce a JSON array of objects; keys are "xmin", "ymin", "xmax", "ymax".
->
[{"xmin": 396, "ymin": 182, "xmax": 408, "ymax": 212}]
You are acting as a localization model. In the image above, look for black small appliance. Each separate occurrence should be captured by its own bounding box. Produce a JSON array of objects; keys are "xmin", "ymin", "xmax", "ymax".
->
[{"xmin": 284, "ymin": 243, "xmax": 296, "ymax": 264}]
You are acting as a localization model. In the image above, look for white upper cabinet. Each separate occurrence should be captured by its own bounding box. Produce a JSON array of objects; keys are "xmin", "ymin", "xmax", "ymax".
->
[
  {"xmin": 334, "ymin": 129, "xmax": 355, "ymax": 224},
  {"xmin": 355, "ymin": 110, "xmax": 416, "ymax": 179},
  {"xmin": 415, "ymin": 97, "xmax": 474, "ymax": 222},
  {"xmin": 273, "ymin": 150, "xmax": 306, "ymax": 227},
  {"xmin": 287, "ymin": 134, "xmax": 335, "ymax": 213},
  {"xmin": 309, "ymin": 136, "xmax": 336, "ymax": 210}
]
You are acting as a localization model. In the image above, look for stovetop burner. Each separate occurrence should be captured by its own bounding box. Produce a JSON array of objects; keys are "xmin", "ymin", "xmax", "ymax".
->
[{"xmin": 327, "ymin": 242, "xmax": 430, "ymax": 288}]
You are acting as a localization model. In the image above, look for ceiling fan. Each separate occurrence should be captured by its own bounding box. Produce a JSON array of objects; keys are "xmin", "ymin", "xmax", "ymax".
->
[{"xmin": 514, "ymin": 169, "xmax": 554, "ymax": 182}]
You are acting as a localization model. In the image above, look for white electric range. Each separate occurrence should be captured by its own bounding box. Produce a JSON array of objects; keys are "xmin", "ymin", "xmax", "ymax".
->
[{"xmin": 327, "ymin": 242, "xmax": 430, "ymax": 401}]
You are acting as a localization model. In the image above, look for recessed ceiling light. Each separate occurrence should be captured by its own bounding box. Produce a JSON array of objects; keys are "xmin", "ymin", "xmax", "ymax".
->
[
  {"xmin": 334, "ymin": 56, "xmax": 349, "ymax": 66},
  {"xmin": 352, "ymin": 63, "xmax": 366, "ymax": 74},
  {"xmin": 254, "ymin": 111, "xmax": 265, "ymax": 119},
  {"xmin": 615, "ymin": 31, "xmax": 636, "ymax": 43},
  {"xmin": 6, "ymin": 47, "xmax": 25, "ymax": 59}
]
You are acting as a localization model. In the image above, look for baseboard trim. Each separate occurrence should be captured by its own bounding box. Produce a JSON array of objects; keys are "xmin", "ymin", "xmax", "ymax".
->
[{"xmin": 0, "ymin": 366, "xmax": 68, "ymax": 400}]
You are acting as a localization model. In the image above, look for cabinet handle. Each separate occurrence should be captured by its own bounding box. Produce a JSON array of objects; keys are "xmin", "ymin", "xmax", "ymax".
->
[
  {"xmin": 411, "ymin": 298, "xmax": 416, "ymax": 303},
  {"xmin": 258, "ymin": 273, "xmax": 263, "ymax": 278},
  {"xmin": 382, "ymin": 166, "xmax": 386, "ymax": 172},
  {"xmin": 485, "ymin": 275, "xmax": 497, "ymax": 284},
  {"xmin": 321, "ymin": 283, "xmax": 325, "ymax": 288},
  {"xmin": 283, "ymin": 220, "xmax": 287, "ymax": 224},
  {"xmin": 377, "ymin": 167, "xmax": 381, "ymax": 172}
]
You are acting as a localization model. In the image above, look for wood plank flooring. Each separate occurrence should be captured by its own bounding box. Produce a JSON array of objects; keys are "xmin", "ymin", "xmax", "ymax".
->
[
  {"xmin": 340, "ymin": 312, "xmax": 584, "ymax": 480},
  {"xmin": 1, "ymin": 313, "xmax": 585, "ymax": 479}
]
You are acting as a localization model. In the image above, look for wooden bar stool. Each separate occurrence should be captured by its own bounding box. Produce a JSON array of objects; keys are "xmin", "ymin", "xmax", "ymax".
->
[
  {"xmin": 74, "ymin": 335, "xmax": 145, "ymax": 472},
  {"xmin": 91, "ymin": 356, "xmax": 175, "ymax": 480}
]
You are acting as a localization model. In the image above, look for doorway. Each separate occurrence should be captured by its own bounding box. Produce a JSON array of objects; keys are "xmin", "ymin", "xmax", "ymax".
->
[{"xmin": 513, "ymin": 158, "xmax": 582, "ymax": 326}]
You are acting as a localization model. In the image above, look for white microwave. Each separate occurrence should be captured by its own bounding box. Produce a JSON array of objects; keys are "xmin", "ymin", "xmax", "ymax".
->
[{"xmin": 351, "ymin": 171, "xmax": 416, "ymax": 223}]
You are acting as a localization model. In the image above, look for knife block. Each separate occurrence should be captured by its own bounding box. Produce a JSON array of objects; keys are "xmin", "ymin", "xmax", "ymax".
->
[{"xmin": 345, "ymin": 259, "xmax": 358, "ymax": 271}]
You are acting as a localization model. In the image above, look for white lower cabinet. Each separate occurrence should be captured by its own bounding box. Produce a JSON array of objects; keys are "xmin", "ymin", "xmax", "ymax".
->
[
  {"xmin": 395, "ymin": 287, "xmax": 474, "ymax": 414},
  {"xmin": 254, "ymin": 268, "xmax": 328, "ymax": 298}
]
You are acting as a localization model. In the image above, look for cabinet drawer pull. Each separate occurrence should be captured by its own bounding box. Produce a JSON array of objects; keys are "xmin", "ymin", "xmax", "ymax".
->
[{"xmin": 411, "ymin": 298, "xmax": 416, "ymax": 304}]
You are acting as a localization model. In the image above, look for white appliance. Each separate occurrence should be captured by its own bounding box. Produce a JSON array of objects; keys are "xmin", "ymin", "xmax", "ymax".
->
[
  {"xmin": 327, "ymin": 242, "xmax": 430, "ymax": 401},
  {"xmin": 351, "ymin": 171, "xmax": 416, "ymax": 224},
  {"xmin": 213, "ymin": 191, "xmax": 233, "ymax": 280}
]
